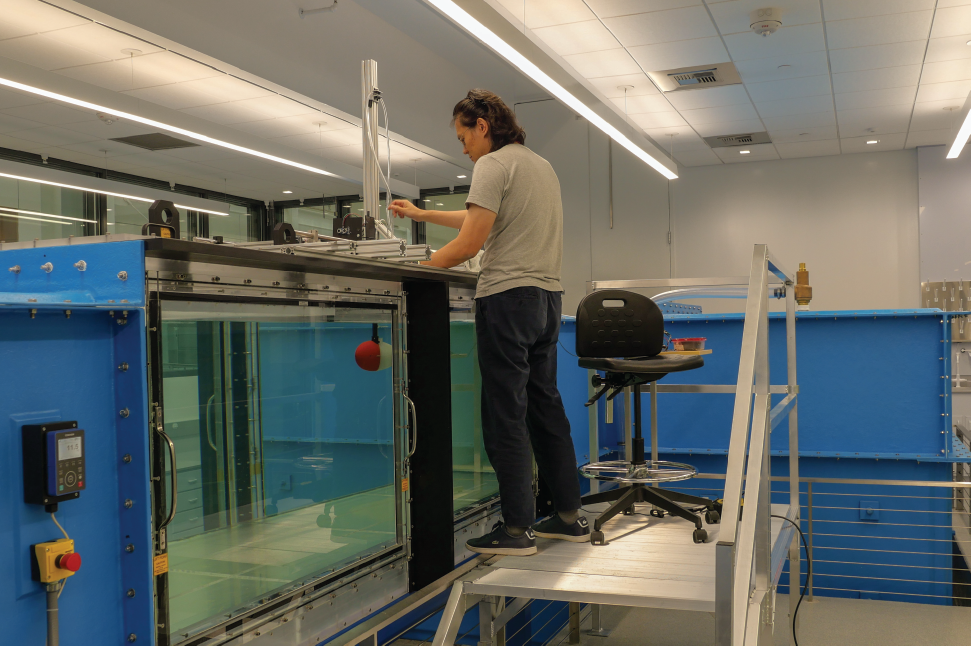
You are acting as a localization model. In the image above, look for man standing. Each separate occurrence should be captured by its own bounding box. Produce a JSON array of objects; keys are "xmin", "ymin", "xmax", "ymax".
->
[{"xmin": 389, "ymin": 89, "xmax": 587, "ymax": 555}]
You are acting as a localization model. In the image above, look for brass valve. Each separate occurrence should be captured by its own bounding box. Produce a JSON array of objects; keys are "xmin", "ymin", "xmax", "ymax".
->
[{"xmin": 794, "ymin": 262, "xmax": 813, "ymax": 306}]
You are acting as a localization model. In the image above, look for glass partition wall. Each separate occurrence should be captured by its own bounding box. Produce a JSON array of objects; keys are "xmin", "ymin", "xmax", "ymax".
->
[
  {"xmin": 449, "ymin": 310, "xmax": 499, "ymax": 514},
  {"xmin": 157, "ymin": 298, "xmax": 403, "ymax": 639}
]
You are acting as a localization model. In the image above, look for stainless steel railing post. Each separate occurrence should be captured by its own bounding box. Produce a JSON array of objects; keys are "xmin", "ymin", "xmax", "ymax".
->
[{"xmin": 807, "ymin": 481, "xmax": 814, "ymax": 601}]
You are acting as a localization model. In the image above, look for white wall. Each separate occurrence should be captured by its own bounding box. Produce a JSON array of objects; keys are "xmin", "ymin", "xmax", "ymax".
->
[
  {"xmin": 917, "ymin": 145, "xmax": 971, "ymax": 283},
  {"xmin": 672, "ymin": 150, "xmax": 921, "ymax": 312},
  {"xmin": 505, "ymin": 100, "xmax": 922, "ymax": 315}
]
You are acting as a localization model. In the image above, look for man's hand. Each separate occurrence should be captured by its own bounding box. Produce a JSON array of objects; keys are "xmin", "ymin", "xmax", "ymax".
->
[
  {"xmin": 423, "ymin": 203, "xmax": 496, "ymax": 268},
  {"xmin": 389, "ymin": 199, "xmax": 425, "ymax": 222}
]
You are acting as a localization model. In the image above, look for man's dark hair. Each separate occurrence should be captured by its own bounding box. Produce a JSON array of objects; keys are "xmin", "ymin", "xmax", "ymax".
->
[{"xmin": 452, "ymin": 89, "xmax": 526, "ymax": 151}]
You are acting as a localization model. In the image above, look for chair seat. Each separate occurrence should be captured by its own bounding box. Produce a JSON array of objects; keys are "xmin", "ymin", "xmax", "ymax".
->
[{"xmin": 578, "ymin": 354, "xmax": 704, "ymax": 377}]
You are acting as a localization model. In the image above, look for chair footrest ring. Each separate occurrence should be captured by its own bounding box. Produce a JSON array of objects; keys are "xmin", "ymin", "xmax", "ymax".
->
[{"xmin": 580, "ymin": 460, "xmax": 697, "ymax": 484}]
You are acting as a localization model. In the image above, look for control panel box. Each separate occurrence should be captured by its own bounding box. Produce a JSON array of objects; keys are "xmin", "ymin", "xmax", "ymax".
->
[
  {"xmin": 22, "ymin": 421, "xmax": 85, "ymax": 509},
  {"xmin": 333, "ymin": 214, "xmax": 376, "ymax": 241}
]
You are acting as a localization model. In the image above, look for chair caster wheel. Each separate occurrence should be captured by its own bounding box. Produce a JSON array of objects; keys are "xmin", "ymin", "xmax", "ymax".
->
[
  {"xmin": 623, "ymin": 506, "xmax": 635, "ymax": 516},
  {"xmin": 650, "ymin": 509, "xmax": 665, "ymax": 519},
  {"xmin": 705, "ymin": 510, "xmax": 721, "ymax": 524},
  {"xmin": 693, "ymin": 528, "xmax": 708, "ymax": 544},
  {"xmin": 591, "ymin": 531, "xmax": 606, "ymax": 546}
]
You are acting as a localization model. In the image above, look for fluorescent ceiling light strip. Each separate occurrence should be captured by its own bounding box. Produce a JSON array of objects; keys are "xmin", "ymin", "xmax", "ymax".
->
[
  {"xmin": 425, "ymin": 0, "xmax": 677, "ymax": 180},
  {"xmin": 0, "ymin": 205, "xmax": 96, "ymax": 223},
  {"xmin": 0, "ymin": 212, "xmax": 73, "ymax": 226},
  {"xmin": 947, "ymin": 106, "xmax": 971, "ymax": 159},
  {"xmin": 0, "ymin": 76, "xmax": 337, "ymax": 178},
  {"xmin": 0, "ymin": 171, "xmax": 228, "ymax": 216}
]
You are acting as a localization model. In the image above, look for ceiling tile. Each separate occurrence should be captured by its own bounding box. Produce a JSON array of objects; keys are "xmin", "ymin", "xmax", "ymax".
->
[
  {"xmin": 723, "ymin": 23, "xmax": 825, "ymax": 62},
  {"xmin": 693, "ymin": 118, "xmax": 766, "ymax": 136},
  {"xmin": 939, "ymin": 0, "xmax": 971, "ymax": 7},
  {"xmin": 762, "ymin": 111, "xmax": 837, "ymax": 130},
  {"xmin": 0, "ymin": 34, "xmax": 109, "ymax": 71},
  {"xmin": 666, "ymin": 84, "xmax": 751, "ymax": 110},
  {"xmin": 613, "ymin": 93, "xmax": 674, "ymax": 114},
  {"xmin": 774, "ymin": 138, "xmax": 841, "ymax": 158},
  {"xmin": 829, "ymin": 41, "xmax": 928, "ymax": 73},
  {"xmin": 755, "ymin": 94, "xmax": 834, "ymax": 117},
  {"xmin": 832, "ymin": 64, "xmax": 921, "ymax": 94},
  {"xmin": 0, "ymin": 111, "xmax": 44, "ymax": 134},
  {"xmin": 714, "ymin": 142, "xmax": 779, "ymax": 161},
  {"xmin": 919, "ymin": 58, "xmax": 971, "ymax": 84},
  {"xmin": 40, "ymin": 23, "xmax": 164, "ymax": 62},
  {"xmin": 59, "ymin": 51, "xmax": 222, "ymax": 93},
  {"xmin": 181, "ymin": 101, "xmax": 275, "ymax": 126},
  {"xmin": 825, "ymin": 12, "xmax": 934, "ymax": 50},
  {"xmin": 493, "ymin": 0, "xmax": 595, "ymax": 28},
  {"xmin": 835, "ymin": 86, "xmax": 917, "ymax": 111},
  {"xmin": 233, "ymin": 115, "xmax": 351, "ymax": 140},
  {"xmin": 0, "ymin": 0, "xmax": 89, "ymax": 40},
  {"xmin": 767, "ymin": 125, "xmax": 839, "ymax": 142},
  {"xmin": 708, "ymin": 0, "xmax": 821, "ymax": 35},
  {"xmin": 0, "ymin": 132, "xmax": 47, "ymax": 154},
  {"xmin": 672, "ymin": 147, "xmax": 722, "ymax": 166},
  {"xmin": 276, "ymin": 128, "xmax": 362, "ymax": 151},
  {"xmin": 182, "ymin": 75, "xmax": 277, "ymax": 102},
  {"xmin": 734, "ymin": 50, "xmax": 830, "ymax": 83},
  {"xmin": 629, "ymin": 37, "xmax": 730, "ymax": 72},
  {"xmin": 681, "ymin": 103, "xmax": 760, "ymax": 125},
  {"xmin": 926, "ymin": 36, "xmax": 971, "ymax": 64},
  {"xmin": 931, "ymin": 5, "xmax": 971, "ymax": 39},
  {"xmin": 0, "ymin": 86, "xmax": 44, "ymax": 111},
  {"xmin": 532, "ymin": 20, "xmax": 619, "ymax": 57},
  {"xmin": 822, "ymin": 0, "xmax": 936, "ymax": 22},
  {"xmin": 233, "ymin": 96, "xmax": 315, "ymax": 120},
  {"xmin": 562, "ymin": 48, "xmax": 641, "ymax": 78},
  {"xmin": 586, "ymin": 73, "xmax": 660, "ymax": 98},
  {"xmin": 916, "ymin": 80, "xmax": 971, "ymax": 103},
  {"xmin": 1, "ymin": 102, "xmax": 94, "ymax": 127},
  {"xmin": 905, "ymin": 129, "xmax": 952, "ymax": 148},
  {"xmin": 587, "ymin": 0, "xmax": 702, "ymax": 19},
  {"xmin": 121, "ymin": 83, "xmax": 225, "ymax": 111},
  {"xmin": 836, "ymin": 104, "xmax": 913, "ymax": 136},
  {"xmin": 745, "ymin": 74, "xmax": 832, "ymax": 102},
  {"xmin": 602, "ymin": 5, "xmax": 717, "ymax": 47},
  {"xmin": 840, "ymin": 133, "xmax": 907, "ymax": 153},
  {"xmin": 643, "ymin": 127, "xmax": 710, "ymax": 149},
  {"xmin": 628, "ymin": 111, "xmax": 690, "ymax": 128},
  {"xmin": 910, "ymin": 99, "xmax": 967, "ymax": 131},
  {"xmin": 12, "ymin": 125, "xmax": 100, "ymax": 147},
  {"xmin": 59, "ymin": 119, "xmax": 152, "ymax": 140}
]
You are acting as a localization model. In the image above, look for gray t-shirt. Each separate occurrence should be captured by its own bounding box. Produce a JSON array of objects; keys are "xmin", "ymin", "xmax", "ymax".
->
[{"xmin": 465, "ymin": 144, "xmax": 564, "ymax": 299}]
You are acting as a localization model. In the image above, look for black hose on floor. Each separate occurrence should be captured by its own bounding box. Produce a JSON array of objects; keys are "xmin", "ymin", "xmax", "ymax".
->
[{"xmin": 772, "ymin": 514, "xmax": 812, "ymax": 647}]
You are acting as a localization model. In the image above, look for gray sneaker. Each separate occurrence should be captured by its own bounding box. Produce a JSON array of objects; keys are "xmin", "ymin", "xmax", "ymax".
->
[{"xmin": 532, "ymin": 514, "xmax": 591, "ymax": 542}]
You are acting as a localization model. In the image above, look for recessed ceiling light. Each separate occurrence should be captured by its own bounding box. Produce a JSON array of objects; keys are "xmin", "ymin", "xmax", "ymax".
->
[
  {"xmin": 107, "ymin": 208, "xmax": 112, "ymax": 211},
  {"xmin": 457, "ymin": 175, "xmax": 467, "ymax": 178},
  {"xmin": 739, "ymin": 150, "xmax": 751, "ymax": 154},
  {"xmin": 423, "ymin": 199, "xmax": 432, "ymax": 202},
  {"xmin": 424, "ymin": 0, "xmax": 677, "ymax": 180},
  {"xmin": 0, "ymin": 205, "xmax": 95, "ymax": 224},
  {"xmin": 0, "ymin": 76, "xmax": 338, "ymax": 179},
  {"xmin": 866, "ymin": 140, "xmax": 879, "ymax": 145},
  {"xmin": 436, "ymin": 202, "xmax": 444, "ymax": 206},
  {"xmin": 967, "ymin": 39, "xmax": 971, "ymax": 46},
  {"xmin": 0, "ymin": 170, "xmax": 227, "ymax": 216},
  {"xmin": 799, "ymin": 132, "xmax": 810, "ymax": 136},
  {"xmin": 777, "ymin": 64, "xmax": 791, "ymax": 69},
  {"xmin": 282, "ymin": 190, "xmax": 292, "ymax": 194}
]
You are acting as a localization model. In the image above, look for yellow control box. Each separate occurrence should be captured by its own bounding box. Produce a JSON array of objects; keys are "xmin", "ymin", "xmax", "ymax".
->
[{"xmin": 32, "ymin": 538, "xmax": 80, "ymax": 583}]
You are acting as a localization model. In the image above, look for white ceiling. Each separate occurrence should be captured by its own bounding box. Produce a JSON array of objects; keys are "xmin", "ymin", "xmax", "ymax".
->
[
  {"xmin": 0, "ymin": 0, "xmax": 492, "ymax": 201},
  {"xmin": 493, "ymin": 0, "xmax": 971, "ymax": 167}
]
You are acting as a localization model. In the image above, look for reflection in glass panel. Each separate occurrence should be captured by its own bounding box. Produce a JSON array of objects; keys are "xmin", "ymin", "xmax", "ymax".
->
[
  {"xmin": 0, "ymin": 176, "xmax": 94, "ymax": 242},
  {"xmin": 161, "ymin": 300, "xmax": 399, "ymax": 636},
  {"xmin": 283, "ymin": 201, "xmax": 337, "ymax": 233},
  {"xmin": 208, "ymin": 203, "xmax": 258, "ymax": 243},
  {"xmin": 105, "ymin": 195, "xmax": 189, "ymax": 239},
  {"xmin": 423, "ymin": 193, "xmax": 468, "ymax": 250},
  {"xmin": 342, "ymin": 198, "xmax": 411, "ymax": 243},
  {"xmin": 450, "ymin": 313, "xmax": 498, "ymax": 513}
]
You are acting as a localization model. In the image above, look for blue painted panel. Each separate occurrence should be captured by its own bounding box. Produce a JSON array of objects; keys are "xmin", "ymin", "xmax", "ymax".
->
[
  {"xmin": 0, "ymin": 241, "xmax": 145, "ymax": 306},
  {"xmin": 0, "ymin": 306, "xmax": 153, "ymax": 645},
  {"xmin": 654, "ymin": 311, "xmax": 946, "ymax": 459}
]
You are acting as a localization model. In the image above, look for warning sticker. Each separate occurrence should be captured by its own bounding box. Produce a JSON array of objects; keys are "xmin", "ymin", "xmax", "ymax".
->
[
  {"xmin": 153, "ymin": 553, "xmax": 169, "ymax": 576},
  {"xmin": 401, "ymin": 478, "xmax": 409, "ymax": 492}
]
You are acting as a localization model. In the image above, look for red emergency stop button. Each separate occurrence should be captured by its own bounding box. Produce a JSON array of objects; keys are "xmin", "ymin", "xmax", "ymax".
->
[{"xmin": 56, "ymin": 552, "xmax": 82, "ymax": 572}]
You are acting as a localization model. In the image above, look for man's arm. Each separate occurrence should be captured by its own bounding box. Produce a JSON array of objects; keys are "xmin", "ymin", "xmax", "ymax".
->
[
  {"xmin": 389, "ymin": 199, "xmax": 467, "ymax": 229},
  {"xmin": 422, "ymin": 203, "xmax": 496, "ymax": 268}
]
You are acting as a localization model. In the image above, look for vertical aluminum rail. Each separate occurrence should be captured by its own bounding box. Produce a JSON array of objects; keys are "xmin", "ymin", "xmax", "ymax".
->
[
  {"xmin": 362, "ymin": 60, "xmax": 381, "ymax": 231},
  {"xmin": 715, "ymin": 245, "xmax": 798, "ymax": 645}
]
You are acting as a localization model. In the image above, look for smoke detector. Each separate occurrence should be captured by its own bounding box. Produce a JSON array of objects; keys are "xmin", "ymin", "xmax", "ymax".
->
[
  {"xmin": 96, "ymin": 112, "xmax": 119, "ymax": 125},
  {"xmin": 750, "ymin": 8, "xmax": 781, "ymax": 36}
]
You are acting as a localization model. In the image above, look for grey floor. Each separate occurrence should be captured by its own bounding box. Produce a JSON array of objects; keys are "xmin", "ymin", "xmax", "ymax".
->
[{"xmin": 548, "ymin": 594, "xmax": 971, "ymax": 646}]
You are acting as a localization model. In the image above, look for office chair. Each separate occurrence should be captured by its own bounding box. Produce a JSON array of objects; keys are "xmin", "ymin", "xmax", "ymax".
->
[{"xmin": 576, "ymin": 290, "xmax": 720, "ymax": 545}]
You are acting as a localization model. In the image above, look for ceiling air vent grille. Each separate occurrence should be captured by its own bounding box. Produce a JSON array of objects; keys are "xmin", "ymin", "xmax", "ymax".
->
[
  {"xmin": 110, "ymin": 133, "xmax": 200, "ymax": 151},
  {"xmin": 704, "ymin": 132, "xmax": 772, "ymax": 148},
  {"xmin": 651, "ymin": 62, "xmax": 742, "ymax": 92}
]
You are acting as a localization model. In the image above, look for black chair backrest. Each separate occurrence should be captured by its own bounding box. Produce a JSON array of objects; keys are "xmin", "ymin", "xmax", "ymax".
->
[{"xmin": 576, "ymin": 290, "xmax": 664, "ymax": 358}]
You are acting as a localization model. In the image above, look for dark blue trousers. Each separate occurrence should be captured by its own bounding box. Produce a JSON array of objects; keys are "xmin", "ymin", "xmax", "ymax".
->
[{"xmin": 475, "ymin": 286, "xmax": 582, "ymax": 527}]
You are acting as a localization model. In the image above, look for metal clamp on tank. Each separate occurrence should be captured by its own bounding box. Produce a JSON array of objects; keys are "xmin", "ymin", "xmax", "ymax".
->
[{"xmin": 141, "ymin": 200, "xmax": 180, "ymax": 239}]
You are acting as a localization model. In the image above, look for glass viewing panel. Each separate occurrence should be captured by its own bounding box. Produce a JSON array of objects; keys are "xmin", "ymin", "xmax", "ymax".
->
[
  {"xmin": 160, "ymin": 300, "xmax": 400, "ymax": 637},
  {"xmin": 283, "ymin": 201, "xmax": 338, "ymax": 233},
  {"xmin": 0, "ymin": 175, "xmax": 94, "ymax": 242},
  {"xmin": 422, "ymin": 193, "xmax": 467, "ymax": 250},
  {"xmin": 450, "ymin": 312, "xmax": 498, "ymax": 513}
]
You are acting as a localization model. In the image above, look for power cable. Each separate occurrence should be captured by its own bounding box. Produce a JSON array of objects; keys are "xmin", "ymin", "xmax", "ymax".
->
[
  {"xmin": 772, "ymin": 514, "xmax": 812, "ymax": 646},
  {"xmin": 50, "ymin": 512, "xmax": 69, "ymax": 599}
]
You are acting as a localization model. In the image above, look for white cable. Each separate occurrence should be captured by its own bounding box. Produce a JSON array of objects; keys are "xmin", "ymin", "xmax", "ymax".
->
[
  {"xmin": 364, "ymin": 93, "xmax": 398, "ymax": 239},
  {"xmin": 51, "ymin": 512, "xmax": 69, "ymax": 539}
]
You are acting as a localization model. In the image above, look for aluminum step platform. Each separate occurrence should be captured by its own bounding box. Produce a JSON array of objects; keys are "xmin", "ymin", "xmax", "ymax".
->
[{"xmin": 433, "ymin": 502, "xmax": 797, "ymax": 645}]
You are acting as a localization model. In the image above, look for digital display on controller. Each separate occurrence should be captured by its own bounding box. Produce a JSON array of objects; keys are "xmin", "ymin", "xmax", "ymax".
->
[{"xmin": 58, "ymin": 437, "xmax": 82, "ymax": 460}]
